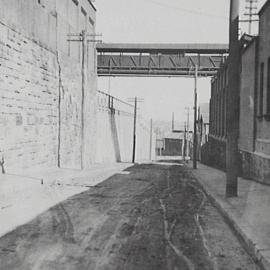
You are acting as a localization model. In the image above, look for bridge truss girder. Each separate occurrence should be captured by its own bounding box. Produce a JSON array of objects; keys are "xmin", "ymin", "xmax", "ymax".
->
[{"xmin": 97, "ymin": 54, "xmax": 227, "ymax": 77}]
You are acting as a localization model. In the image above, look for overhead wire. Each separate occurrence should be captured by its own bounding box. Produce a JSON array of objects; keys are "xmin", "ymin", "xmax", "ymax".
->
[{"xmin": 143, "ymin": 0, "xmax": 229, "ymax": 21}]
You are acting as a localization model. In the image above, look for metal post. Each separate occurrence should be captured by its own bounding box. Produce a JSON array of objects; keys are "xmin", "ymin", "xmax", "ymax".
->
[
  {"xmin": 226, "ymin": 0, "xmax": 240, "ymax": 197},
  {"xmin": 149, "ymin": 119, "xmax": 153, "ymax": 161},
  {"xmin": 193, "ymin": 65, "xmax": 198, "ymax": 169},
  {"xmin": 132, "ymin": 96, "xmax": 137, "ymax": 163}
]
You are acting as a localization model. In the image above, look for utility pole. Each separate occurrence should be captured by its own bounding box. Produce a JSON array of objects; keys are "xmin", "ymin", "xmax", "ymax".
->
[
  {"xmin": 127, "ymin": 96, "xmax": 144, "ymax": 163},
  {"xmin": 81, "ymin": 30, "xmax": 86, "ymax": 169},
  {"xmin": 226, "ymin": 0, "xmax": 240, "ymax": 197},
  {"xmin": 149, "ymin": 119, "xmax": 153, "ymax": 161},
  {"xmin": 183, "ymin": 122, "xmax": 187, "ymax": 162},
  {"xmin": 132, "ymin": 96, "xmax": 137, "ymax": 163},
  {"xmin": 185, "ymin": 107, "xmax": 190, "ymax": 158},
  {"xmin": 193, "ymin": 65, "xmax": 198, "ymax": 169},
  {"xmin": 243, "ymin": 0, "xmax": 258, "ymax": 35},
  {"xmin": 172, "ymin": 112, "xmax": 175, "ymax": 131}
]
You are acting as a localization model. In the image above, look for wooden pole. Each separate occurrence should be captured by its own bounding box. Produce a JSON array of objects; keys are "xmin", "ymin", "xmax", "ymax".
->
[
  {"xmin": 226, "ymin": 0, "xmax": 240, "ymax": 197},
  {"xmin": 183, "ymin": 123, "xmax": 186, "ymax": 162},
  {"xmin": 149, "ymin": 119, "xmax": 153, "ymax": 161},
  {"xmin": 193, "ymin": 65, "xmax": 198, "ymax": 169},
  {"xmin": 132, "ymin": 96, "xmax": 137, "ymax": 163},
  {"xmin": 81, "ymin": 30, "xmax": 86, "ymax": 169}
]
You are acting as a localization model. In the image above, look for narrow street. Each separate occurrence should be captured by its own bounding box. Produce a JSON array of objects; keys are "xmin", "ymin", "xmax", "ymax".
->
[{"xmin": 0, "ymin": 163, "xmax": 260, "ymax": 270}]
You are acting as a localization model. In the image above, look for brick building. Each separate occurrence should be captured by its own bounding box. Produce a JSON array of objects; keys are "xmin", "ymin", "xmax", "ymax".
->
[
  {"xmin": 207, "ymin": 60, "xmax": 228, "ymax": 170},
  {"xmin": 0, "ymin": 0, "xmax": 97, "ymax": 173},
  {"xmin": 207, "ymin": 0, "xmax": 270, "ymax": 184},
  {"xmin": 240, "ymin": 1, "xmax": 270, "ymax": 184}
]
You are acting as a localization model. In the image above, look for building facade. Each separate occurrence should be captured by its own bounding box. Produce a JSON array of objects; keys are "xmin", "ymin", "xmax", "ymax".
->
[
  {"xmin": 0, "ymin": 0, "xmax": 97, "ymax": 173},
  {"xmin": 240, "ymin": 1, "xmax": 270, "ymax": 184},
  {"xmin": 207, "ymin": 0, "xmax": 270, "ymax": 184},
  {"xmin": 207, "ymin": 61, "xmax": 228, "ymax": 170}
]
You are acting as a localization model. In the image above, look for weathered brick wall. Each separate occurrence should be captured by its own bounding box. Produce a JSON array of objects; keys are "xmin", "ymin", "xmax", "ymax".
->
[{"xmin": 0, "ymin": 0, "xmax": 97, "ymax": 172}]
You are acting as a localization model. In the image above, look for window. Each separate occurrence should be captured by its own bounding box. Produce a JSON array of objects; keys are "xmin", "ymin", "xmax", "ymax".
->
[
  {"xmin": 267, "ymin": 57, "xmax": 270, "ymax": 116},
  {"xmin": 259, "ymin": 62, "xmax": 264, "ymax": 117}
]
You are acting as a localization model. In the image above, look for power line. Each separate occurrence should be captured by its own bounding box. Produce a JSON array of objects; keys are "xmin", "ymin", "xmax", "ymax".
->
[
  {"xmin": 143, "ymin": 0, "xmax": 229, "ymax": 21},
  {"xmin": 242, "ymin": 0, "xmax": 258, "ymax": 34}
]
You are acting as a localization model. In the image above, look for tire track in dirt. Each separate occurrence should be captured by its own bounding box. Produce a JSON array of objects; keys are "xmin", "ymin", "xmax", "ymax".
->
[{"xmin": 159, "ymin": 198, "xmax": 195, "ymax": 270}]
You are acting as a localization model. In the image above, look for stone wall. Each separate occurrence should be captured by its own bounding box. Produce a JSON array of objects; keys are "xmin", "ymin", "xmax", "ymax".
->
[
  {"xmin": 0, "ymin": 0, "xmax": 97, "ymax": 173},
  {"xmin": 241, "ymin": 151, "xmax": 270, "ymax": 184}
]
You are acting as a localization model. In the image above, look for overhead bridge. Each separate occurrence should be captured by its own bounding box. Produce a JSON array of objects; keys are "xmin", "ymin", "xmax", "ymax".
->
[{"xmin": 96, "ymin": 43, "xmax": 229, "ymax": 77}]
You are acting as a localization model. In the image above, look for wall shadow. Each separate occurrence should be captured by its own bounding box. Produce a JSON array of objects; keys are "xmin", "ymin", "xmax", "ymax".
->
[{"xmin": 109, "ymin": 109, "xmax": 121, "ymax": 162}]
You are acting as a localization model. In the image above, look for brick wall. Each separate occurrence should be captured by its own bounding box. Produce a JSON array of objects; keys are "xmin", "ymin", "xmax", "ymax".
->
[
  {"xmin": 206, "ymin": 135, "xmax": 227, "ymax": 171},
  {"xmin": 256, "ymin": 4, "xmax": 270, "ymax": 156},
  {"xmin": 241, "ymin": 151, "xmax": 270, "ymax": 184},
  {"xmin": 239, "ymin": 38, "xmax": 257, "ymax": 153}
]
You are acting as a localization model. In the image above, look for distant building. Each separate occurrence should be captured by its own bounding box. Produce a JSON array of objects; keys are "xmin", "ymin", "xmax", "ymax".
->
[{"xmin": 155, "ymin": 130, "xmax": 192, "ymax": 157}]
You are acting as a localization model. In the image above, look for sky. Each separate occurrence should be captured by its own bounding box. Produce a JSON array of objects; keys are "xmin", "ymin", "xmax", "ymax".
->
[{"xmin": 95, "ymin": 0, "xmax": 266, "ymax": 128}]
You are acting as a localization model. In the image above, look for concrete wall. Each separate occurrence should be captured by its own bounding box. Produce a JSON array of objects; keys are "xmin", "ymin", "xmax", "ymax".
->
[
  {"xmin": 95, "ymin": 92, "xmax": 154, "ymax": 163},
  {"xmin": 0, "ymin": 0, "xmax": 97, "ymax": 172}
]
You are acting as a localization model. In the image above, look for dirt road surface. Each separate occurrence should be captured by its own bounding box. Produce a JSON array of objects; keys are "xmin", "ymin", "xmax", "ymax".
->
[{"xmin": 0, "ymin": 163, "xmax": 261, "ymax": 270}]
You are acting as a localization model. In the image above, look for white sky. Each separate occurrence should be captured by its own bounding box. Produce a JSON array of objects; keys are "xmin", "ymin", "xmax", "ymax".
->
[{"xmin": 95, "ymin": 0, "xmax": 266, "ymax": 126}]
